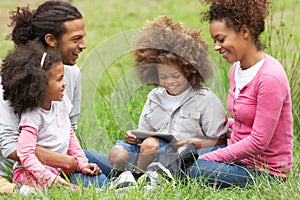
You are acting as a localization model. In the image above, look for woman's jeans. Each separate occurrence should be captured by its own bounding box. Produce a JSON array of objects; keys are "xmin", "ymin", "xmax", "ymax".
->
[{"xmin": 186, "ymin": 159, "xmax": 275, "ymax": 188}]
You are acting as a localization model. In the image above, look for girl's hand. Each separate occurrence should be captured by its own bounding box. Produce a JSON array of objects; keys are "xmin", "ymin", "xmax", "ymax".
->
[
  {"xmin": 81, "ymin": 163, "xmax": 101, "ymax": 175},
  {"xmin": 125, "ymin": 131, "xmax": 140, "ymax": 144},
  {"xmin": 54, "ymin": 176, "xmax": 69, "ymax": 186},
  {"xmin": 53, "ymin": 176, "xmax": 81, "ymax": 191}
]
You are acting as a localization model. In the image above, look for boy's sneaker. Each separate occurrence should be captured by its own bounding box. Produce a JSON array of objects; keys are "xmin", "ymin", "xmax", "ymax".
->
[
  {"xmin": 137, "ymin": 170, "xmax": 159, "ymax": 190},
  {"xmin": 110, "ymin": 171, "xmax": 136, "ymax": 191},
  {"xmin": 137, "ymin": 162, "xmax": 175, "ymax": 190},
  {"xmin": 147, "ymin": 162, "xmax": 174, "ymax": 181}
]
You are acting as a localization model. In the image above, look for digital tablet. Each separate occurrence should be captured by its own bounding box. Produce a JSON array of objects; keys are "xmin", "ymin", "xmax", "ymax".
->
[{"xmin": 129, "ymin": 130, "xmax": 176, "ymax": 143}]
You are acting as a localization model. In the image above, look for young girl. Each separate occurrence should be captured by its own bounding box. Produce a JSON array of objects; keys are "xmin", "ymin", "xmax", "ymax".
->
[
  {"xmin": 109, "ymin": 16, "xmax": 229, "ymax": 173},
  {"xmin": 188, "ymin": 0, "xmax": 293, "ymax": 188},
  {"xmin": 1, "ymin": 41, "xmax": 109, "ymax": 189}
]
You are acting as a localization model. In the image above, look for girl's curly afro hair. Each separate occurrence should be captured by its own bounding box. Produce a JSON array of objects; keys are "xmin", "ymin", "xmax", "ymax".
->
[
  {"xmin": 132, "ymin": 15, "xmax": 213, "ymax": 89},
  {"xmin": 200, "ymin": 0, "xmax": 271, "ymax": 50},
  {"xmin": 1, "ymin": 40, "xmax": 61, "ymax": 115}
]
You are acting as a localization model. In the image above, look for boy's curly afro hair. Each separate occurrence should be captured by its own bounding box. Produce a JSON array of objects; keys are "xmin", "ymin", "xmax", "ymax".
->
[
  {"xmin": 200, "ymin": 0, "xmax": 271, "ymax": 50},
  {"xmin": 1, "ymin": 40, "xmax": 61, "ymax": 115},
  {"xmin": 132, "ymin": 15, "xmax": 213, "ymax": 89}
]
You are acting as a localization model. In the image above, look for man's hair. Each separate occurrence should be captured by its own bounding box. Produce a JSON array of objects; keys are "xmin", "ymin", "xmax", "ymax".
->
[{"xmin": 8, "ymin": 0, "xmax": 82, "ymax": 46}]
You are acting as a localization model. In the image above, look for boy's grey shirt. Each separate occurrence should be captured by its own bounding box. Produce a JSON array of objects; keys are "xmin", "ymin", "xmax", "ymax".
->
[{"xmin": 138, "ymin": 86, "xmax": 229, "ymax": 142}]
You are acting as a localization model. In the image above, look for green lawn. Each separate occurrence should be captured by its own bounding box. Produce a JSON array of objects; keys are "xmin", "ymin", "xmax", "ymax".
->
[{"xmin": 0, "ymin": 0, "xmax": 299, "ymax": 199}]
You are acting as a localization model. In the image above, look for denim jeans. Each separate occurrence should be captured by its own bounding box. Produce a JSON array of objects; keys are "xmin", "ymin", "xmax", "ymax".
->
[
  {"xmin": 67, "ymin": 150, "xmax": 112, "ymax": 188},
  {"xmin": 115, "ymin": 139, "xmax": 174, "ymax": 170},
  {"xmin": 83, "ymin": 150, "xmax": 112, "ymax": 176},
  {"xmin": 186, "ymin": 159, "xmax": 273, "ymax": 188},
  {"xmin": 68, "ymin": 171, "xmax": 110, "ymax": 188},
  {"xmin": 196, "ymin": 145, "xmax": 227, "ymax": 156}
]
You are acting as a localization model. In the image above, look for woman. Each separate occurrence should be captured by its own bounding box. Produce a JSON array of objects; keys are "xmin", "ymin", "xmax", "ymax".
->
[{"xmin": 188, "ymin": 0, "xmax": 293, "ymax": 188}]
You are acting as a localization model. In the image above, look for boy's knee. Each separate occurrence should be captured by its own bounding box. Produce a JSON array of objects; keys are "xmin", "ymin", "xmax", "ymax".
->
[
  {"xmin": 108, "ymin": 145, "xmax": 128, "ymax": 170},
  {"xmin": 140, "ymin": 137, "xmax": 158, "ymax": 153}
]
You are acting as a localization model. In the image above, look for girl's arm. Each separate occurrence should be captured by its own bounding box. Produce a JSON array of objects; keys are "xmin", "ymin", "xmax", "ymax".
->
[
  {"xmin": 17, "ymin": 126, "xmax": 60, "ymax": 185},
  {"xmin": 67, "ymin": 126, "xmax": 89, "ymax": 171},
  {"xmin": 67, "ymin": 126, "xmax": 100, "ymax": 175}
]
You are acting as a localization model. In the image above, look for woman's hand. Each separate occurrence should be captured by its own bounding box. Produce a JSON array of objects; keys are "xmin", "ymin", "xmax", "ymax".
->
[
  {"xmin": 81, "ymin": 163, "xmax": 101, "ymax": 175},
  {"xmin": 125, "ymin": 131, "xmax": 140, "ymax": 144}
]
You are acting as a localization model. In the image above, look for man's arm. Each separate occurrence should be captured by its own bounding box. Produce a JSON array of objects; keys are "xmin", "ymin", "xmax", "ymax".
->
[
  {"xmin": 36, "ymin": 146, "xmax": 78, "ymax": 174},
  {"xmin": 8, "ymin": 147, "xmax": 78, "ymax": 175},
  {"xmin": 64, "ymin": 65, "xmax": 81, "ymax": 131}
]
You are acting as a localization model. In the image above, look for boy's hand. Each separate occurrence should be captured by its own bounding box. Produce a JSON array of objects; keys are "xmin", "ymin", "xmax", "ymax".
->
[
  {"xmin": 171, "ymin": 139, "xmax": 190, "ymax": 150},
  {"xmin": 81, "ymin": 163, "xmax": 101, "ymax": 175},
  {"xmin": 125, "ymin": 131, "xmax": 140, "ymax": 144}
]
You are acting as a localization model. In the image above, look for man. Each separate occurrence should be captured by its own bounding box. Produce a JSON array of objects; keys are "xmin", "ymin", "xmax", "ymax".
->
[{"xmin": 0, "ymin": 0, "xmax": 111, "ymax": 193}]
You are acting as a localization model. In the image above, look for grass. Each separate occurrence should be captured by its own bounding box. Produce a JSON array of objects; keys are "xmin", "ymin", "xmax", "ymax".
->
[{"xmin": 0, "ymin": 0, "xmax": 299, "ymax": 199}]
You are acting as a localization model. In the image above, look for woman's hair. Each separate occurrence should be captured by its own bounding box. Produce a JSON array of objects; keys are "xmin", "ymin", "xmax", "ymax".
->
[
  {"xmin": 1, "ymin": 40, "xmax": 62, "ymax": 115},
  {"xmin": 133, "ymin": 15, "xmax": 213, "ymax": 89},
  {"xmin": 200, "ymin": 0, "xmax": 271, "ymax": 50},
  {"xmin": 8, "ymin": 0, "xmax": 82, "ymax": 46}
]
